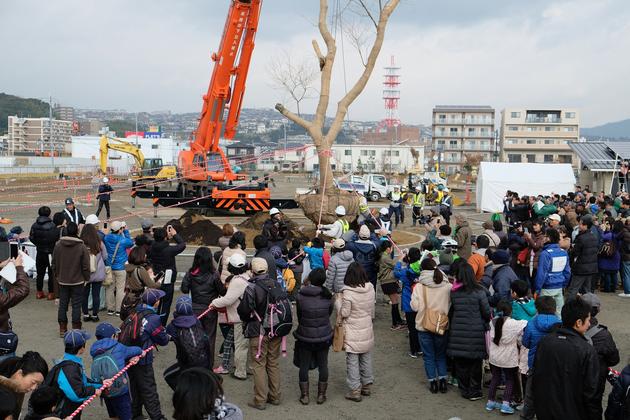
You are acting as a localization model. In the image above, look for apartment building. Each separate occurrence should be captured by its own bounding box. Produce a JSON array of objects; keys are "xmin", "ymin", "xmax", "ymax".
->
[
  {"xmin": 7, "ymin": 116, "xmax": 73, "ymax": 155},
  {"xmin": 432, "ymin": 105, "xmax": 496, "ymax": 175},
  {"xmin": 54, "ymin": 106, "xmax": 75, "ymax": 122},
  {"xmin": 500, "ymin": 108, "xmax": 579, "ymax": 166}
]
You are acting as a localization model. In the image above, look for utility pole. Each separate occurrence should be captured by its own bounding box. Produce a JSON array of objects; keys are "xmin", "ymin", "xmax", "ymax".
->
[
  {"xmin": 135, "ymin": 113, "xmax": 139, "ymax": 147},
  {"xmin": 49, "ymin": 95, "xmax": 54, "ymax": 169}
]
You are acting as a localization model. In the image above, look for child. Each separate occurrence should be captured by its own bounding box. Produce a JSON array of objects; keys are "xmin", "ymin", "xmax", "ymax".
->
[
  {"xmin": 394, "ymin": 247, "xmax": 423, "ymax": 358},
  {"xmin": 164, "ymin": 296, "xmax": 210, "ymax": 390},
  {"xmin": 24, "ymin": 385, "xmax": 62, "ymax": 420},
  {"xmin": 288, "ymin": 239, "xmax": 305, "ymax": 297},
  {"xmin": 303, "ymin": 237, "xmax": 325, "ymax": 270},
  {"xmin": 486, "ymin": 301, "xmax": 527, "ymax": 415},
  {"xmin": 510, "ymin": 279, "xmax": 536, "ymax": 407},
  {"xmin": 90, "ymin": 322, "xmax": 142, "ymax": 420},
  {"xmin": 45, "ymin": 330, "xmax": 103, "ymax": 419},
  {"xmin": 270, "ymin": 246, "xmax": 295, "ymax": 292},
  {"xmin": 376, "ymin": 240, "xmax": 405, "ymax": 330}
]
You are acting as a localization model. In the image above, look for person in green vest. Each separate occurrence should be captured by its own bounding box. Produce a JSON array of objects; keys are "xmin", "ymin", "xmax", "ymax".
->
[
  {"xmin": 318, "ymin": 206, "xmax": 349, "ymax": 239},
  {"xmin": 411, "ymin": 186, "xmax": 426, "ymax": 227}
]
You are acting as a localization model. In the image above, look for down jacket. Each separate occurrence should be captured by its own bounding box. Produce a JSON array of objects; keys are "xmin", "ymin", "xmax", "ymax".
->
[
  {"xmin": 325, "ymin": 250, "xmax": 354, "ymax": 293},
  {"xmin": 294, "ymin": 285, "xmax": 333, "ymax": 344},
  {"xmin": 522, "ymin": 313, "xmax": 561, "ymax": 369},
  {"xmin": 488, "ymin": 317, "xmax": 528, "ymax": 368},
  {"xmin": 588, "ymin": 317, "xmax": 620, "ymax": 419},
  {"xmin": 52, "ymin": 236, "xmax": 90, "ymax": 286},
  {"xmin": 29, "ymin": 216, "xmax": 58, "ymax": 253},
  {"xmin": 394, "ymin": 261, "xmax": 420, "ymax": 313},
  {"xmin": 409, "ymin": 271, "xmax": 451, "ymax": 332},
  {"xmin": 346, "ymin": 239, "xmax": 379, "ymax": 285},
  {"xmin": 488, "ymin": 264, "xmax": 519, "ymax": 307},
  {"xmin": 377, "ymin": 252, "xmax": 397, "ymax": 287},
  {"xmin": 572, "ymin": 229, "xmax": 599, "ymax": 275},
  {"xmin": 103, "ymin": 231, "xmax": 134, "ymax": 271},
  {"xmin": 181, "ymin": 269, "xmax": 226, "ymax": 314},
  {"xmin": 341, "ymin": 283, "xmax": 375, "ymax": 354},
  {"xmin": 89, "ymin": 338, "xmax": 142, "ymax": 396},
  {"xmin": 447, "ymin": 287, "xmax": 491, "ymax": 360},
  {"xmin": 220, "ymin": 246, "xmax": 246, "ymax": 282},
  {"xmin": 211, "ymin": 273, "xmax": 250, "ymax": 324},
  {"xmin": 454, "ymin": 221, "xmax": 473, "ymax": 259},
  {"xmin": 535, "ymin": 243, "xmax": 571, "ymax": 292}
]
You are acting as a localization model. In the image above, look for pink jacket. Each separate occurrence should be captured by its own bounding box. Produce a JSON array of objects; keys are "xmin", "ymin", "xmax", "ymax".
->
[
  {"xmin": 341, "ymin": 283, "xmax": 375, "ymax": 354},
  {"xmin": 488, "ymin": 317, "xmax": 528, "ymax": 368}
]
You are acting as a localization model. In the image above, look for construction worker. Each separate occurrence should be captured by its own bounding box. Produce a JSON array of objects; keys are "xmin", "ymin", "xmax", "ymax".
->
[
  {"xmin": 388, "ymin": 186, "xmax": 403, "ymax": 228},
  {"xmin": 63, "ymin": 197, "xmax": 85, "ymax": 226},
  {"xmin": 435, "ymin": 184, "xmax": 445, "ymax": 204},
  {"xmin": 318, "ymin": 206, "xmax": 349, "ymax": 239},
  {"xmin": 377, "ymin": 207, "xmax": 392, "ymax": 233},
  {"xmin": 440, "ymin": 188, "xmax": 453, "ymax": 226},
  {"xmin": 262, "ymin": 207, "xmax": 288, "ymax": 249},
  {"xmin": 96, "ymin": 177, "xmax": 113, "ymax": 221},
  {"xmin": 357, "ymin": 196, "xmax": 372, "ymax": 225},
  {"xmin": 411, "ymin": 186, "xmax": 426, "ymax": 227}
]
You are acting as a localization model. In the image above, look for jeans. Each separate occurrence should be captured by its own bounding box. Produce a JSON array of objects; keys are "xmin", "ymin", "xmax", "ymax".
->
[
  {"xmin": 566, "ymin": 274, "xmax": 594, "ymax": 300},
  {"xmin": 346, "ymin": 351, "xmax": 373, "ymax": 391},
  {"xmin": 106, "ymin": 270, "xmax": 126, "ymax": 312},
  {"xmin": 389, "ymin": 206, "xmax": 402, "ymax": 227},
  {"xmin": 249, "ymin": 336, "xmax": 282, "ymax": 406},
  {"xmin": 129, "ymin": 363, "xmax": 164, "ymax": 420},
  {"xmin": 405, "ymin": 312, "xmax": 421, "ymax": 354},
  {"xmin": 601, "ymin": 271, "xmax": 618, "ymax": 292},
  {"xmin": 58, "ymin": 284, "xmax": 84, "ymax": 325},
  {"xmin": 418, "ymin": 331, "xmax": 448, "ymax": 381},
  {"xmin": 624, "ymin": 261, "xmax": 630, "ymax": 294},
  {"xmin": 105, "ymin": 392, "xmax": 132, "ymax": 420},
  {"xmin": 35, "ymin": 250, "xmax": 54, "ymax": 293},
  {"xmin": 454, "ymin": 357, "xmax": 483, "ymax": 398},
  {"xmin": 488, "ymin": 364, "xmax": 517, "ymax": 403},
  {"xmin": 158, "ymin": 279, "xmax": 175, "ymax": 326},
  {"xmin": 297, "ymin": 345, "xmax": 329, "ymax": 383},
  {"xmin": 541, "ymin": 288, "xmax": 564, "ymax": 318},
  {"xmin": 82, "ymin": 282, "xmax": 102, "ymax": 316},
  {"xmin": 96, "ymin": 200, "xmax": 111, "ymax": 219}
]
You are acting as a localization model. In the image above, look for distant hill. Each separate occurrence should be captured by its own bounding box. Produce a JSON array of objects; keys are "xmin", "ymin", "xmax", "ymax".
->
[
  {"xmin": 0, "ymin": 93, "xmax": 50, "ymax": 134},
  {"xmin": 582, "ymin": 118, "xmax": 630, "ymax": 140}
]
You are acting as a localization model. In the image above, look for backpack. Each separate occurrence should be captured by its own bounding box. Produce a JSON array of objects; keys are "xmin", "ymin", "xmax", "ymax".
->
[
  {"xmin": 91, "ymin": 347, "xmax": 128, "ymax": 397},
  {"xmin": 322, "ymin": 250, "xmax": 331, "ymax": 269},
  {"xmin": 517, "ymin": 247, "xmax": 530, "ymax": 265},
  {"xmin": 252, "ymin": 281, "xmax": 293, "ymax": 359},
  {"xmin": 118, "ymin": 309, "xmax": 152, "ymax": 347},
  {"xmin": 174, "ymin": 324, "xmax": 210, "ymax": 368},
  {"xmin": 599, "ymin": 240, "xmax": 616, "ymax": 258},
  {"xmin": 43, "ymin": 360, "xmax": 73, "ymax": 416},
  {"xmin": 283, "ymin": 268, "xmax": 296, "ymax": 293}
]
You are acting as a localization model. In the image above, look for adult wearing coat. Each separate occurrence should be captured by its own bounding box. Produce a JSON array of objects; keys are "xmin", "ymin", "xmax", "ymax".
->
[
  {"xmin": 29, "ymin": 206, "xmax": 59, "ymax": 300},
  {"xmin": 453, "ymin": 216, "xmax": 472, "ymax": 260},
  {"xmin": 103, "ymin": 221, "xmax": 134, "ymax": 317},
  {"xmin": 0, "ymin": 256, "xmax": 29, "ymax": 360},
  {"xmin": 346, "ymin": 225, "xmax": 379, "ymax": 290},
  {"xmin": 219, "ymin": 232, "xmax": 247, "ymax": 282},
  {"xmin": 597, "ymin": 227, "xmax": 621, "ymax": 293},
  {"xmin": 325, "ymin": 239, "xmax": 354, "ymax": 294},
  {"xmin": 567, "ymin": 215, "xmax": 599, "ymax": 299},
  {"xmin": 447, "ymin": 262, "xmax": 491, "ymax": 401}
]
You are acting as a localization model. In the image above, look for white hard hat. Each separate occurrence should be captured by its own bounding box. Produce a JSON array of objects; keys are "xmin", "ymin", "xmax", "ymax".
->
[
  {"xmin": 85, "ymin": 214, "xmax": 100, "ymax": 225},
  {"xmin": 102, "ymin": 177, "xmax": 109, "ymax": 183},
  {"xmin": 269, "ymin": 208, "xmax": 280, "ymax": 216},
  {"xmin": 335, "ymin": 205, "xmax": 346, "ymax": 216},
  {"xmin": 379, "ymin": 208, "xmax": 389, "ymax": 216},
  {"xmin": 443, "ymin": 188, "xmax": 450, "ymax": 193},
  {"xmin": 442, "ymin": 239, "xmax": 458, "ymax": 248}
]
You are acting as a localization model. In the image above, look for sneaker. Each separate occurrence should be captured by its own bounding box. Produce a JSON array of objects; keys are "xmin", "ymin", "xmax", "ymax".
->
[
  {"xmin": 247, "ymin": 401, "xmax": 266, "ymax": 411},
  {"xmin": 408, "ymin": 352, "xmax": 418, "ymax": 359},
  {"xmin": 115, "ymin": 311, "xmax": 121, "ymax": 317},
  {"xmin": 468, "ymin": 393, "xmax": 483, "ymax": 401},
  {"xmin": 107, "ymin": 310, "xmax": 115, "ymax": 316},
  {"xmin": 515, "ymin": 403, "xmax": 524, "ymax": 411},
  {"xmin": 83, "ymin": 314, "xmax": 91, "ymax": 322},
  {"xmin": 485, "ymin": 401, "xmax": 499, "ymax": 411},
  {"xmin": 213, "ymin": 366, "xmax": 230, "ymax": 375},
  {"xmin": 500, "ymin": 402, "xmax": 515, "ymax": 414},
  {"xmin": 618, "ymin": 293, "xmax": 630, "ymax": 298},
  {"xmin": 91, "ymin": 315, "xmax": 100, "ymax": 322}
]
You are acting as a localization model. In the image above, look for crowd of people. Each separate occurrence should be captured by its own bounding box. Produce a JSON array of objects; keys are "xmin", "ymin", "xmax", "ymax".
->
[{"xmin": 0, "ymin": 182, "xmax": 629, "ymax": 420}]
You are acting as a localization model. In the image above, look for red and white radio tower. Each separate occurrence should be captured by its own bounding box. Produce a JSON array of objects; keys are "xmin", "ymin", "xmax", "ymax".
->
[{"xmin": 380, "ymin": 55, "xmax": 401, "ymax": 130}]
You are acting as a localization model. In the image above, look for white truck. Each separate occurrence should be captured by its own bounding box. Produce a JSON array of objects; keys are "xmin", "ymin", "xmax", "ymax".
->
[{"xmin": 350, "ymin": 173, "xmax": 401, "ymax": 202}]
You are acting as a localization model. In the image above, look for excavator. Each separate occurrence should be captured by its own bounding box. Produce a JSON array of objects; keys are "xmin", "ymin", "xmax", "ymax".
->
[
  {"xmin": 135, "ymin": 0, "xmax": 296, "ymax": 213},
  {"xmin": 99, "ymin": 135, "xmax": 176, "ymax": 181}
]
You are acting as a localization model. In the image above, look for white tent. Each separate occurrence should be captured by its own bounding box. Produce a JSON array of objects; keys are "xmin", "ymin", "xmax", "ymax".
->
[{"xmin": 476, "ymin": 162, "xmax": 576, "ymax": 212}]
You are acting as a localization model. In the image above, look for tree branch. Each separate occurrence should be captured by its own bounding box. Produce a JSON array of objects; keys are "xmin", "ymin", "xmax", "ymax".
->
[
  {"xmin": 313, "ymin": 0, "xmax": 337, "ymax": 130},
  {"xmin": 275, "ymin": 103, "xmax": 312, "ymax": 131},
  {"xmin": 356, "ymin": 0, "xmax": 378, "ymax": 29}
]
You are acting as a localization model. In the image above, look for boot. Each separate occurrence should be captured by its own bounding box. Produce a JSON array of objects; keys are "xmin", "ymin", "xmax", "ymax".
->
[
  {"xmin": 316, "ymin": 382, "xmax": 327, "ymax": 404},
  {"xmin": 345, "ymin": 388, "xmax": 362, "ymax": 402},
  {"xmin": 47, "ymin": 292, "xmax": 55, "ymax": 301},
  {"xmin": 299, "ymin": 382, "xmax": 309, "ymax": 405},
  {"xmin": 430, "ymin": 380, "xmax": 438, "ymax": 394},
  {"xmin": 72, "ymin": 322, "xmax": 82, "ymax": 330},
  {"xmin": 361, "ymin": 383, "xmax": 372, "ymax": 396},
  {"xmin": 59, "ymin": 322, "xmax": 68, "ymax": 338},
  {"xmin": 36, "ymin": 291, "xmax": 45, "ymax": 299},
  {"xmin": 439, "ymin": 378, "xmax": 448, "ymax": 394}
]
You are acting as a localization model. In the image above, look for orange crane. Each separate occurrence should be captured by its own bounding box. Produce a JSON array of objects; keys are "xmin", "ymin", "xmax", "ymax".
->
[{"xmin": 136, "ymin": 0, "xmax": 296, "ymax": 213}]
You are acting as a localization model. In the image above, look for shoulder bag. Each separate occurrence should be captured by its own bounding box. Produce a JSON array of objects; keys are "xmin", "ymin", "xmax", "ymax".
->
[
  {"xmin": 420, "ymin": 285, "xmax": 449, "ymax": 335},
  {"xmin": 103, "ymin": 241, "xmax": 121, "ymax": 287}
]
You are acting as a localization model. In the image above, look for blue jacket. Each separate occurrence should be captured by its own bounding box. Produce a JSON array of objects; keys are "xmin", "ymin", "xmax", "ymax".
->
[
  {"xmin": 488, "ymin": 264, "xmax": 519, "ymax": 307},
  {"xmin": 52, "ymin": 353, "xmax": 100, "ymax": 404},
  {"xmin": 134, "ymin": 304, "xmax": 170, "ymax": 365},
  {"xmin": 303, "ymin": 247, "xmax": 324, "ymax": 270},
  {"xmin": 103, "ymin": 231, "xmax": 134, "ymax": 270},
  {"xmin": 512, "ymin": 297, "xmax": 536, "ymax": 321},
  {"xmin": 534, "ymin": 243, "xmax": 571, "ymax": 293},
  {"xmin": 598, "ymin": 231, "xmax": 621, "ymax": 272},
  {"xmin": 522, "ymin": 314, "xmax": 561, "ymax": 369},
  {"xmin": 89, "ymin": 339, "xmax": 142, "ymax": 395},
  {"xmin": 393, "ymin": 261, "xmax": 418, "ymax": 313},
  {"xmin": 346, "ymin": 239, "xmax": 379, "ymax": 284}
]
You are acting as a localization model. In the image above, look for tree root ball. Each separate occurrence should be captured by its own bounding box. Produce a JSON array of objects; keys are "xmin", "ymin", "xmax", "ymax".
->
[{"xmin": 297, "ymin": 191, "xmax": 361, "ymax": 225}]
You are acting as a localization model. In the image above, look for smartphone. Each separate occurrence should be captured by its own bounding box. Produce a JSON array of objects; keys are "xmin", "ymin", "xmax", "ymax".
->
[
  {"xmin": 0, "ymin": 242, "xmax": 9, "ymax": 261},
  {"xmin": 524, "ymin": 227, "xmax": 529, "ymax": 234},
  {"xmin": 154, "ymin": 271, "xmax": 165, "ymax": 282},
  {"xmin": 10, "ymin": 243, "xmax": 19, "ymax": 259}
]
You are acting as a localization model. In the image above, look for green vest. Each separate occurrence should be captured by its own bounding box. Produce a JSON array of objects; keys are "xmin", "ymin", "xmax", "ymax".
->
[
  {"xmin": 340, "ymin": 219, "xmax": 350, "ymax": 233},
  {"xmin": 413, "ymin": 193, "xmax": 424, "ymax": 206}
]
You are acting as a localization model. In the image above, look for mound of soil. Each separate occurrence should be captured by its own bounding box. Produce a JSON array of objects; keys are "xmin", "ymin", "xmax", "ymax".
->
[{"xmin": 168, "ymin": 210, "xmax": 222, "ymax": 246}]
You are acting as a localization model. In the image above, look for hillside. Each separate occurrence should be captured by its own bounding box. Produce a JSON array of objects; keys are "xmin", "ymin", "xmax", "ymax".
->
[
  {"xmin": 0, "ymin": 93, "xmax": 50, "ymax": 133},
  {"xmin": 582, "ymin": 118, "xmax": 630, "ymax": 139}
]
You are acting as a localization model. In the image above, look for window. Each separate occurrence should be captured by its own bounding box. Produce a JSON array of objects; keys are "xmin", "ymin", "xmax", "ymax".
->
[
  {"xmin": 544, "ymin": 154, "xmax": 554, "ymax": 163},
  {"xmin": 566, "ymin": 112, "xmax": 576, "ymax": 118},
  {"xmin": 545, "ymin": 126, "xmax": 554, "ymax": 132},
  {"xmin": 373, "ymin": 176, "xmax": 386, "ymax": 186},
  {"xmin": 480, "ymin": 128, "xmax": 489, "ymax": 136},
  {"xmin": 508, "ymin": 154, "xmax": 522, "ymax": 163},
  {"xmin": 449, "ymin": 140, "xmax": 458, "ymax": 148},
  {"xmin": 526, "ymin": 154, "xmax": 536, "ymax": 163},
  {"xmin": 558, "ymin": 155, "xmax": 573, "ymax": 164},
  {"xmin": 508, "ymin": 126, "xmax": 518, "ymax": 131},
  {"xmin": 394, "ymin": 151, "xmax": 400, "ymax": 157},
  {"xmin": 507, "ymin": 139, "xmax": 518, "ymax": 145},
  {"xmin": 526, "ymin": 127, "xmax": 538, "ymax": 132},
  {"xmin": 344, "ymin": 149, "xmax": 352, "ymax": 156},
  {"xmin": 468, "ymin": 127, "xmax": 475, "ymax": 136},
  {"xmin": 526, "ymin": 139, "xmax": 537, "ymax": 144},
  {"xmin": 368, "ymin": 150, "xmax": 376, "ymax": 157},
  {"xmin": 449, "ymin": 128, "xmax": 458, "ymax": 136},
  {"xmin": 544, "ymin": 139, "xmax": 554, "ymax": 145},
  {"xmin": 361, "ymin": 150, "xmax": 368, "ymax": 156},
  {"xmin": 151, "ymin": 144, "xmax": 158, "ymax": 150},
  {"xmin": 563, "ymin": 127, "xmax": 575, "ymax": 132},
  {"xmin": 510, "ymin": 112, "xmax": 521, "ymax": 118},
  {"xmin": 342, "ymin": 163, "xmax": 352, "ymax": 171},
  {"xmin": 437, "ymin": 140, "xmax": 445, "ymax": 149}
]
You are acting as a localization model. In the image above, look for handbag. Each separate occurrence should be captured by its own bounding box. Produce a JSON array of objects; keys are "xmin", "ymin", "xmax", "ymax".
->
[
  {"xmin": 420, "ymin": 285, "xmax": 449, "ymax": 336},
  {"xmin": 103, "ymin": 241, "xmax": 121, "ymax": 287},
  {"xmin": 332, "ymin": 301, "xmax": 345, "ymax": 352}
]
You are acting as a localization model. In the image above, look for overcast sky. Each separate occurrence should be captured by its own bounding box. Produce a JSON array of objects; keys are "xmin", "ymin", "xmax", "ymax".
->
[{"xmin": 2, "ymin": 0, "xmax": 629, "ymax": 127}]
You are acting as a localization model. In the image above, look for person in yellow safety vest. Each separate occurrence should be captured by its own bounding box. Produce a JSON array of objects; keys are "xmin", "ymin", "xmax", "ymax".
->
[
  {"xmin": 357, "ymin": 196, "xmax": 372, "ymax": 225},
  {"xmin": 439, "ymin": 188, "xmax": 453, "ymax": 226},
  {"xmin": 318, "ymin": 205, "xmax": 349, "ymax": 239},
  {"xmin": 435, "ymin": 185, "xmax": 445, "ymax": 204},
  {"xmin": 411, "ymin": 186, "xmax": 426, "ymax": 227},
  {"xmin": 388, "ymin": 186, "xmax": 404, "ymax": 228}
]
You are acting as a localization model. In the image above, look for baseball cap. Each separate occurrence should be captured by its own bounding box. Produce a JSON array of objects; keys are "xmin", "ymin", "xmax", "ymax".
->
[
  {"xmin": 229, "ymin": 253, "xmax": 246, "ymax": 268},
  {"xmin": 251, "ymin": 257, "xmax": 268, "ymax": 275},
  {"xmin": 379, "ymin": 208, "xmax": 389, "ymax": 216},
  {"xmin": 580, "ymin": 293, "xmax": 601, "ymax": 311},
  {"xmin": 95, "ymin": 322, "xmax": 120, "ymax": 339},
  {"xmin": 359, "ymin": 225, "xmax": 371, "ymax": 239},
  {"xmin": 63, "ymin": 330, "xmax": 91, "ymax": 347},
  {"xmin": 548, "ymin": 214, "xmax": 561, "ymax": 222},
  {"xmin": 65, "ymin": 197, "xmax": 74, "ymax": 205},
  {"xmin": 110, "ymin": 220, "xmax": 124, "ymax": 232},
  {"xmin": 269, "ymin": 208, "xmax": 280, "ymax": 216},
  {"xmin": 141, "ymin": 219, "xmax": 153, "ymax": 230},
  {"xmin": 85, "ymin": 214, "xmax": 100, "ymax": 225},
  {"xmin": 142, "ymin": 288, "xmax": 166, "ymax": 306},
  {"xmin": 102, "ymin": 177, "xmax": 109, "ymax": 183},
  {"xmin": 175, "ymin": 296, "xmax": 193, "ymax": 316},
  {"xmin": 332, "ymin": 238, "xmax": 345, "ymax": 249}
]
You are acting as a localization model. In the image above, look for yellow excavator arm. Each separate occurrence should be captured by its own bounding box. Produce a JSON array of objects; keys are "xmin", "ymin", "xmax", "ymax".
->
[{"xmin": 99, "ymin": 135, "xmax": 176, "ymax": 180}]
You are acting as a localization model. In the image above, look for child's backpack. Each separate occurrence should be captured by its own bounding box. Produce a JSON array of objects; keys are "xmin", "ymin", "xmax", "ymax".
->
[
  {"xmin": 253, "ymin": 281, "xmax": 293, "ymax": 359},
  {"xmin": 282, "ymin": 267, "xmax": 296, "ymax": 293},
  {"xmin": 118, "ymin": 309, "xmax": 152, "ymax": 347},
  {"xmin": 91, "ymin": 347, "xmax": 128, "ymax": 397},
  {"xmin": 174, "ymin": 324, "xmax": 210, "ymax": 368},
  {"xmin": 42, "ymin": 360, "xmax": 73, "ymax": 416},
  {"xmin": 322, "ymin": 250, "xmax": 331, "ymax": 269}
]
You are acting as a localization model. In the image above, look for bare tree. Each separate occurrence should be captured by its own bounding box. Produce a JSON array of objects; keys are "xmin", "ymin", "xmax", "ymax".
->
[
  {"xmin": 268, "ymin": 52, "xmax": 318, "ymax": 117},
  {"xmin": 275, "ymin": 0, "xmax": 400, "ymax": 221}
]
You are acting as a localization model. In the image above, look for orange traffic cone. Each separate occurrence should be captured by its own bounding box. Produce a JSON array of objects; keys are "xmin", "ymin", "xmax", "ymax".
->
[{"xmin": 86, "ymin": 192, "xmax": 92, "ymax": 205}]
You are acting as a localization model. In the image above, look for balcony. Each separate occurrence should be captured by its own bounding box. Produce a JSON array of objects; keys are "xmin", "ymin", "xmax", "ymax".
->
[
  {"xmin": 525, "ymin": 116, "xmax": 561, "ymax": 124},
  {"xmin": 464, "ymin": 132, "xmax": 493, "ymax": 138},
  {"xmin": 434, "ymin": 118, "xmax": 494, "ymax": 125}
]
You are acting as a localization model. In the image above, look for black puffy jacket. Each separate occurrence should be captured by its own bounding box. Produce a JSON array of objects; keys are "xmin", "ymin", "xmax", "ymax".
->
[
  {"xmin": 148, "ymin": 234, "xmax": 186, "ymax": 273},
  {"xmin": 29, "ymin": 216, "xmax": 58, "ymax": 253},
  {"xmin": 572, "ymin": 229, "xmax": 599, "ymax": 275},
  {"xmin": 180, "ymin": 270, "xmax": 225, "ymax": 313},
  {"xmin": 447, "ymin": 287, "xmax": 491, "ymax": 360},
  {"xmin": 533, "ymin": 327, "xmax": 600, "ymax": 420},
  {"xmin": 588, "ymin": 318, "xmax": 620, "ymax": 418},
  {"xmin": 294, "ymin": 286, "xmax": 333, "ymax": 344},
  {"xmin": 237, "ymin": 274, "xmax": 275, "ymax": 338}
]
